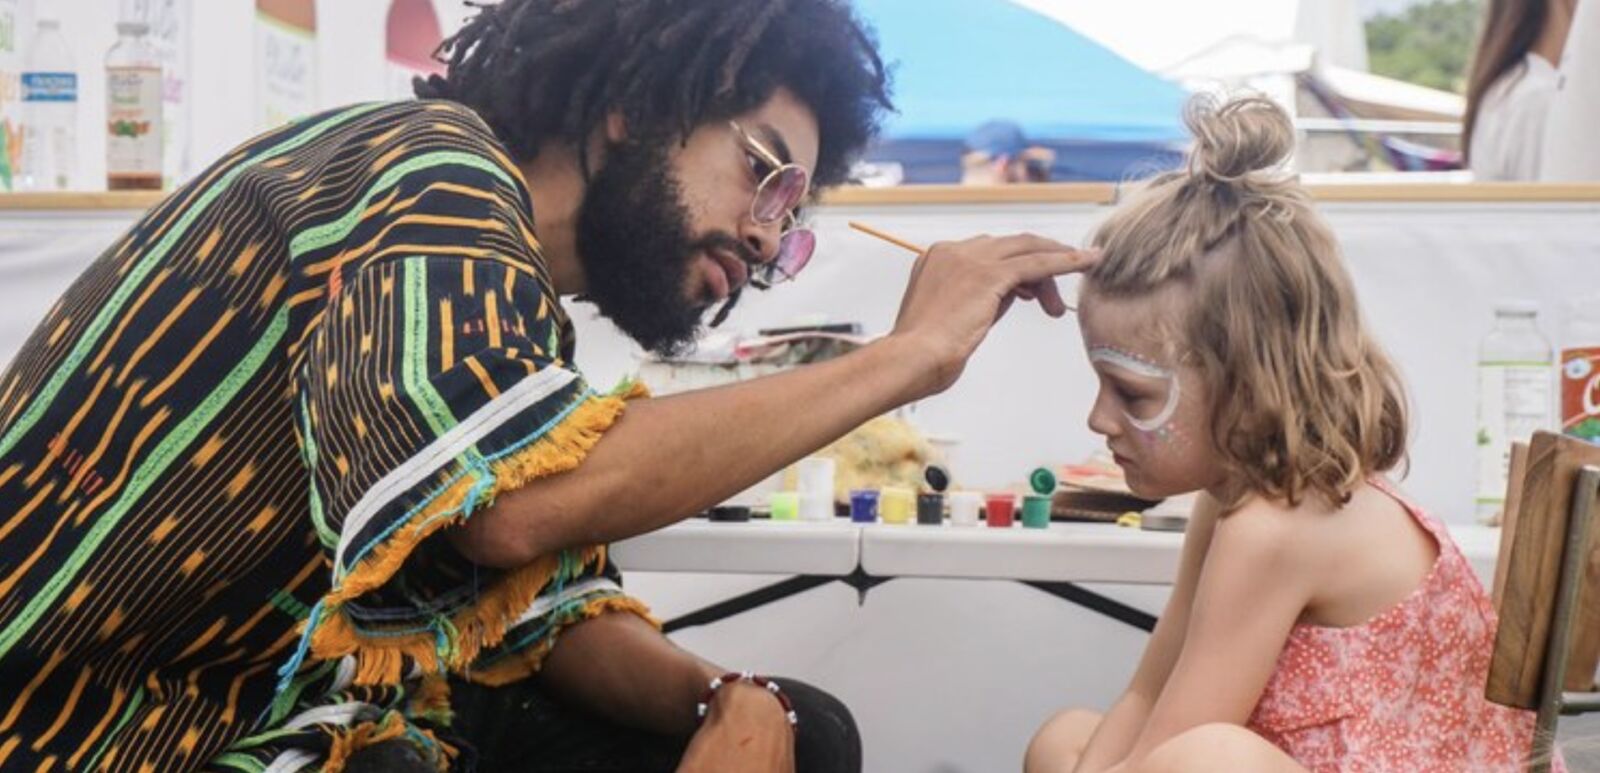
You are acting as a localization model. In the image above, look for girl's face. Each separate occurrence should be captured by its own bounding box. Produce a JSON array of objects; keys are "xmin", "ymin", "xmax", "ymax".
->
[{"xmin": 1077, "ymin": 288, "xmax": 1226, "ymax": 500}]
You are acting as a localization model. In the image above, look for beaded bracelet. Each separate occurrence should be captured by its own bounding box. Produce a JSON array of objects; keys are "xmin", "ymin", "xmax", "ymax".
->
[{"xmin": 695, "ymin": 670, "xmax": 799, "ymax": 728}]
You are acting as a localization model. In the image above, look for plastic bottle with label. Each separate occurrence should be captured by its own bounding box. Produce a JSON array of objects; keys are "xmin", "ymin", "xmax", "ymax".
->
[
  {"xmin": 19, "ymin": 17, "xmax": 75, "ymax": 191},
  {"xmin": 105, "ymin": 19, "xmax": 162, "ymax": 191},
  {"xmin": 1559, "ymin": 297, "xmax": 1600, "ymax": 445},
  {"xmin": 1475, "ymin": 301, "xmax": 1553, "ymax": 521}
]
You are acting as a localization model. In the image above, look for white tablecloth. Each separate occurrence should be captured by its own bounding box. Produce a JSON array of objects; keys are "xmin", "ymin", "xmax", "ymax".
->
[
  {"xmin": 610, "ymin": 520, "xmax": 861, "ymax": 576},
  {"xmin": 612, "ymin": 519, "xmax": 1504, "ymax": 587}
]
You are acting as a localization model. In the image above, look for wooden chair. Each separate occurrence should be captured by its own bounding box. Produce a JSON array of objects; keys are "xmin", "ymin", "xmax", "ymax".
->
[{"xmin": 1488, "ymin": 431, "xmax": 1600, "ymax": 772}]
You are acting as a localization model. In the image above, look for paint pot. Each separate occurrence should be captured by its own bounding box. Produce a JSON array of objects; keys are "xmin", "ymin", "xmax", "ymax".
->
[
  {"xmin": 799, "ymin": 494, "xmax": 833, "ymax": 522},
  {"xmin": 798, "ymin": 456, "xmax": 836, "ymax": 490},
  {"xmin": 881, "ymin": 486, "xmax": 914, "ymax": 524},
  {"xmin": 797, "ymin": 457, "xmax": 837, "ymax": 521},
  {"xmin": 1022, "ymin": 494, "xmax": 1052, "ymax": 529},
  {"xmin": 849, "ymin": 489, "xmax": 880, "ymax": 523},
  {"xmin": 800, "ymin": 457, "xmax": 838, "ymax": 518},
  {"xmin": 949, "ymin": 491, "xmax": 982, "ymax": 526},
  {"xmin": 707, "ymin": 505, "xmax": 751, "ymax": 522},
  {"xmin": 985, "ymin": 493, "xmax": 1017, "ymax": 528},
  {"xmin": 769, "ymin": 492, "xmax": 799, "ymax": 522},
  {"xmin": 917, "ymin": 493, "xmax": 944, "ymax": 525}
]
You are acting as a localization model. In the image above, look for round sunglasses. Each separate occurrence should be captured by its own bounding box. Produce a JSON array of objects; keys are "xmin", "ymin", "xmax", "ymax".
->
[{"xmin": 730, "ymin": 121, "xmax": 815, "ymax": 289}]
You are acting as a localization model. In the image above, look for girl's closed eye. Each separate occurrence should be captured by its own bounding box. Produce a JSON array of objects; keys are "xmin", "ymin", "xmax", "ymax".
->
[
  {"xmin": 1111, "ymin": 382, "xmax": 1156, "ymax": 410},
  {"xmin": 1100, "ymin": 372, "xmax": 1174, "ymax": 421}
]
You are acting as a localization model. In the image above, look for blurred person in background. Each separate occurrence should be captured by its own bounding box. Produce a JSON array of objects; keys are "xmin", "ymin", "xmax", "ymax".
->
[
  {"xmin": 960, "ymin": 120, "xmax": 1057, "ymax": 184},
  {"xmin": 1540, "ymin": 0, "xmax": 1600, "ymax": 180},
  {"xmin": 1462, "ymin": 0, "xmax": 1579, "ymax": 180}
]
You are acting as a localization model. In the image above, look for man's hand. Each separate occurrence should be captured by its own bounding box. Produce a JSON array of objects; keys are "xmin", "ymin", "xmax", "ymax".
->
[
  {"xmin": 889, "ymin": 234, "xmax": 1097, "ymax": 399},
  {"xmin": 677, "ymin": 682, "xmax": 796, "ymax": 773}
]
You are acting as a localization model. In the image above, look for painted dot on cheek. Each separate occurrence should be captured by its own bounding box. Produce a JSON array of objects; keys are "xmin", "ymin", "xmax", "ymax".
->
[{"xmin": 1134, "ymin": 421, "xmax": 1183, "ymax": 447}]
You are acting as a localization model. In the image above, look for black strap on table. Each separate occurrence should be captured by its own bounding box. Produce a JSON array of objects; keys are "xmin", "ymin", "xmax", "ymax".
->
[
  {"xmin": 1020, "ymin": 581, "xmax": 1158, "ymax": 632},
  {"xmin": 661, "ymin": 568, "xmax": 893, "ymax": 633},
  {"xmin": 660, "ymin": 571, "xmax": 1155, "ymax": 633},
  {"xmin": 662, "ymin": 575, "xmax": 835, "ymax": 633}
]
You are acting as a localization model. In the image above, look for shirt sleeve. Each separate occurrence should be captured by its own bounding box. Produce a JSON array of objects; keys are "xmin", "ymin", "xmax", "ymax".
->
[{"xmin": 282, "ymin": 131, "xmax": 652, "ymax": 691}]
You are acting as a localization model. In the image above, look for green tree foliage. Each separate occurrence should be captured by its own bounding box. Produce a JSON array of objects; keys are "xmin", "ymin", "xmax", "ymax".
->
[{"xmin": 1365, "ymin": 0, "xmax": 1485, "ymax": 93}]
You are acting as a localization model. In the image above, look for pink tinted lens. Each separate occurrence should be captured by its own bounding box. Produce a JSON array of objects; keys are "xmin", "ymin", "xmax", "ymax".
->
[
  {"xmin": 753, "ymin": 165, "xmax": 810, "ymax": 223},
  {"xmin": 772, "ymin": 229, "xmax": 815, "ymax": 280}
]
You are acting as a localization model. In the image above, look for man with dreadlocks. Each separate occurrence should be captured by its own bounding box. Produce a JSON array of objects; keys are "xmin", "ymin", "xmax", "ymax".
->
[{"xmin": 0, "ymin": 0, "xmax": 1093, "ymax": 770}]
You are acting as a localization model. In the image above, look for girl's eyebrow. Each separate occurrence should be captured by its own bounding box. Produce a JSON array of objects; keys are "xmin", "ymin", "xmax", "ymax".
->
[{"xmin": 1087, "ymin": 345, "xmax": 1172, "ymax": 378}]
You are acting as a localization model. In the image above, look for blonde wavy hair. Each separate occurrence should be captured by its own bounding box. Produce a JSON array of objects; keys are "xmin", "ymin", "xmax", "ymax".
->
[{"xmin": 1087, "ymin": 94, "xmax": 1407, "ymax": 508}]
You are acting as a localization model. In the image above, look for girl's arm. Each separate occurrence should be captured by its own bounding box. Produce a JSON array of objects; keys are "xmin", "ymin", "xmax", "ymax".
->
[
  {"xmin": 1072, "ymin": 494, "xmax": 1221, "ymax": 773},
  {"xmin": 1110, "ymin": 499, "xmax": 1315, "ymax": 768}
]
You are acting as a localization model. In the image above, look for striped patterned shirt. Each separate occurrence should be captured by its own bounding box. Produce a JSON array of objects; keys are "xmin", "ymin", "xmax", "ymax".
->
[{"xmin": 0, "ymin": 100, "xmax": 652, "ymax": 772}]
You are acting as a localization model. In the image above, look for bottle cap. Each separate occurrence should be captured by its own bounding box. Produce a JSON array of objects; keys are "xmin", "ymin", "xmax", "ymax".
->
[
  {"xmin": 923, "ymin": 464, "xmax": 951, "ymax": 493},
  {"xmin": 1029, "ymin": 467, "xmax": 1057, "ymax": 495},
  {"xmin": 116, "ymin": 20, "xmax": 150, "ymax": 35},
  {"xmin": 1493, "ymin": 299, "xmax": 1539, "ymax": 317},
  {"xmin": 707, "ymin": 506, "xmax": 751, "ymax": 522}
]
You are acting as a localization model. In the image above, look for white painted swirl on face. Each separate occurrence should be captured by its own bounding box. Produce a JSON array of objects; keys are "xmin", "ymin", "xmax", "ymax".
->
[{"xmin": 1088, "ymin": 346, "xmax": 1180, "ymax": 434}]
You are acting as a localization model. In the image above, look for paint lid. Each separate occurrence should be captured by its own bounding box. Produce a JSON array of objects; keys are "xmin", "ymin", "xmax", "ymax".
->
[
  {"xmin": 1029, "ymin": 467, "xmax": 1057, "ymax": 495},
  {"xmin": 923, "ymin": 464, "xmax": 950, "ymax": 493},
  {"xmin": 707, "ymin": 505, "xmax": 751, "ymax": 522},
  {"xmin": 849, "ymin": 489, "xmax": 880, "ymax": 503}
]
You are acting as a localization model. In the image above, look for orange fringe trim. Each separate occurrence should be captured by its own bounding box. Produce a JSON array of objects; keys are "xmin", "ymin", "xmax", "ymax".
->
[
  {"xmin": 307, "ymin": 383, "xmax": 650, "ymax": 686},
  {"xmin": 407, "ymin": 673, "xmax": 453, "ymax": 724},
  {"xmin": 323, "ymin": 711, "xmax": 457, "ymax": 773},
  {"xmin": 465, "ymin": 595, "xmax": 660, "ymax": 687}
]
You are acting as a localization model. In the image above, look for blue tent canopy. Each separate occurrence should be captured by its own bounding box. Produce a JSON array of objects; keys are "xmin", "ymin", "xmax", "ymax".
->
[{"xmin": 854, "ymin": 0, "xmax": 1191, "ymax": 181}]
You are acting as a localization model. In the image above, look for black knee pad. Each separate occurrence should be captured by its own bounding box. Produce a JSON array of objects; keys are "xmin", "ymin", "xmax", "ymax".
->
[
  {"xmin": 773, "ymin": 678, "xmax": 862, "ymax": 773},
  {"xmin": 342, "ymin": 739, "xmax": 438, "ymax": 773}
]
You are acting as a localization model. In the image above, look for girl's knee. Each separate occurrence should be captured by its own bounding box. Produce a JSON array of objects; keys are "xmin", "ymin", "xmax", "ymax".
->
[
  {"xmin": 1139, "ymin": 724, "xmax": 1276, "ymax": 773},
  {"xmin": 1026, "ymin": 708, "xmax": 1102, "ymax": 773}
]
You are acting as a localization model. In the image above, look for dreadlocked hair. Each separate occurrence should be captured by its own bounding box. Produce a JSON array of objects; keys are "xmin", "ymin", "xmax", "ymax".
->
[{"xmin": 415, "ymin": 0, "xmax": 893, "ymax": 187}]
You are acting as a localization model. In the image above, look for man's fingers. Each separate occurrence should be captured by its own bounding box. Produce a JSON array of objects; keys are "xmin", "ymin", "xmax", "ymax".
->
[
  {"xmin": 983, "ymin": 233, "xmax": 1079, "ymax": 259},
  {"xmin": 995, "ymin": 291, "xmax": 1017, "ymax": 323},
  {"xmin": 1004, "ymin": 248, "xmax": 1100, "ymax": 283},
  {"xmin": 1029, "ymin": 278, "xmax": 1069, "ymax": 317}
]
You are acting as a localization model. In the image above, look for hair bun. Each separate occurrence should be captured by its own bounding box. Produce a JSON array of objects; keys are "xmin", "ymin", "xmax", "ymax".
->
[{"xmin": 1184, "ymin": 94, "xmax": 1295, "ymax": 183}]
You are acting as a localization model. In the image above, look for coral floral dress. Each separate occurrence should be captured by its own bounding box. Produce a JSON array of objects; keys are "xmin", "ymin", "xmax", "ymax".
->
[{"xmin": 1245, "ymin": 480, "xmax": 1564, "ymax": 772}]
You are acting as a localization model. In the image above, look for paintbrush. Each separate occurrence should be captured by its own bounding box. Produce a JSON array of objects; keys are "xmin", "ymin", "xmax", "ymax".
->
[
  {"xmin": 847, "ymin": 221, "xmax": 1076, "ymax": 312},
  {"xmin": 848, "ymin": 221, "xmax": 926, "ymax": 255}
]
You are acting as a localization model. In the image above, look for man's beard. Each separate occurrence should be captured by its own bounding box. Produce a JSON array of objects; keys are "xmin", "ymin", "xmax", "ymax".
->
[{"xmin": 574, "ymin": 137, "xmax": 756, "ymax": 357}]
